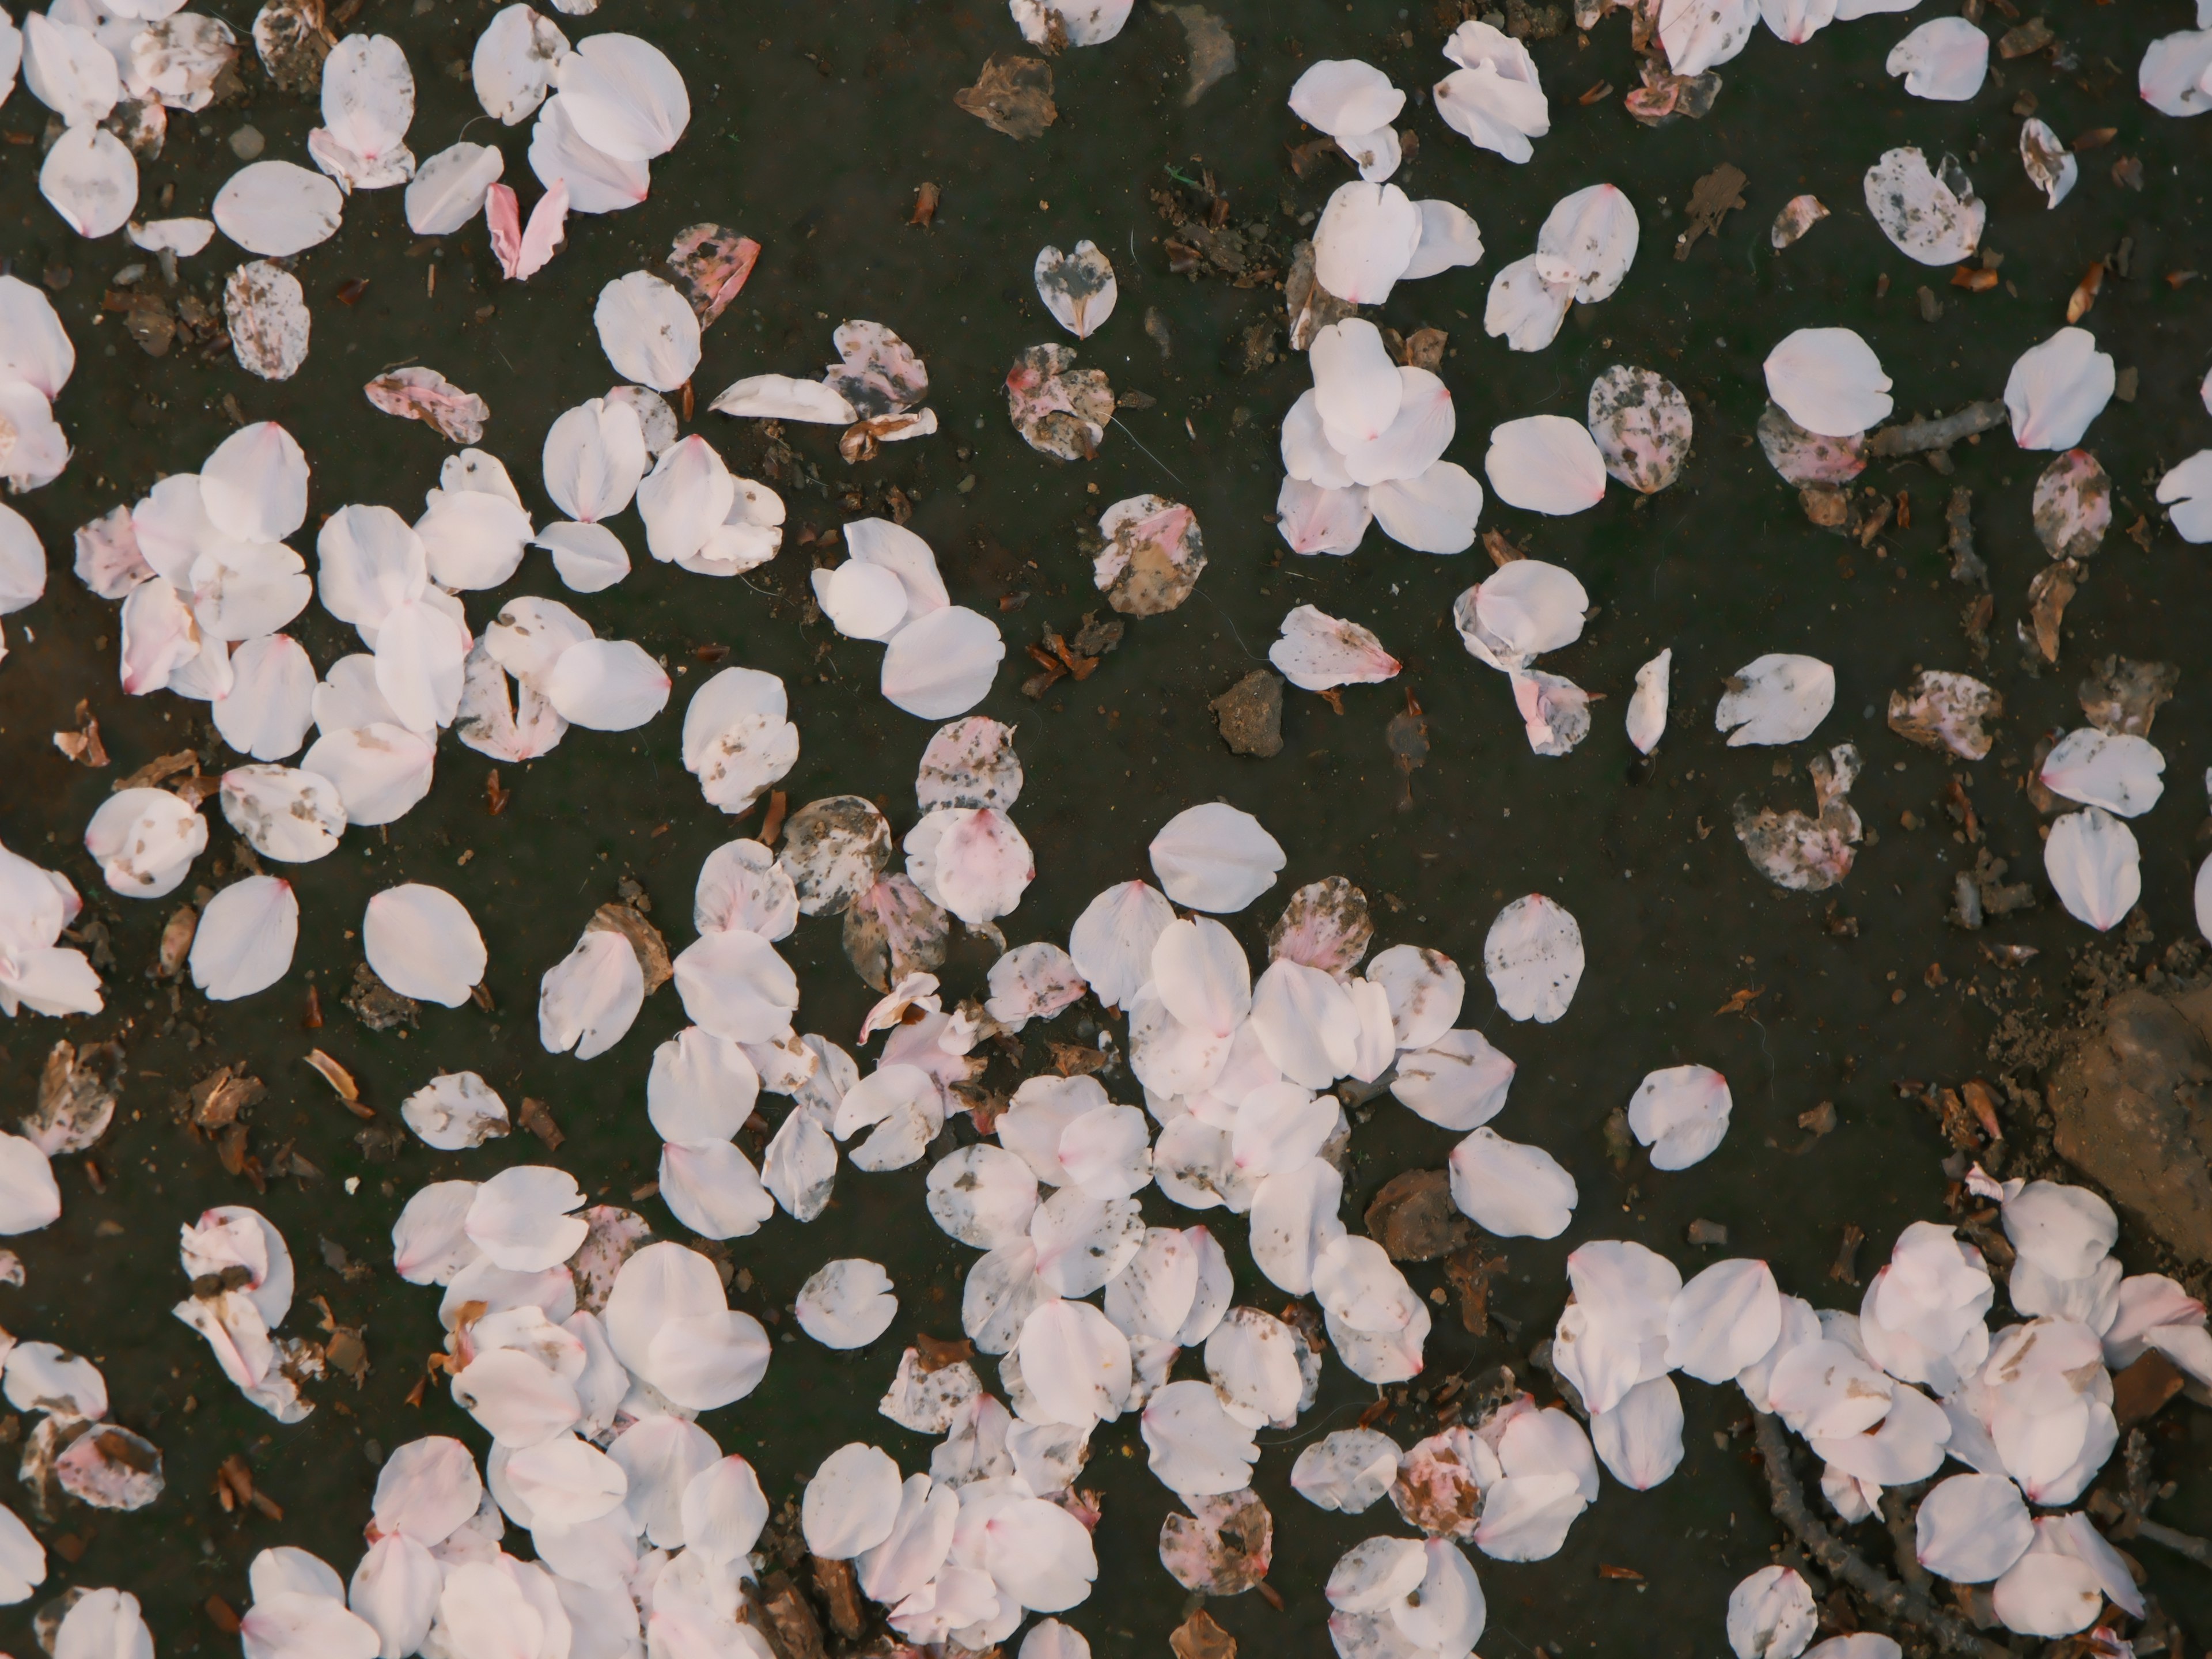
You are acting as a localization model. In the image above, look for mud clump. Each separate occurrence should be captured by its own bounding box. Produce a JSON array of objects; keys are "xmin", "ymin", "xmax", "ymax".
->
[{"xmin": 2046, "ymin": 986, "xmax": 2212, "ymax": 1263}]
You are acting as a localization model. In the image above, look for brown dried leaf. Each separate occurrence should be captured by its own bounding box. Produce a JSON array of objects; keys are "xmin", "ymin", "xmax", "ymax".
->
[
  {"xmin": 1672, "ymin": 162, "xmax": 1747, "ymax": 260},
  {"xmin": 2025, "ymin": 558, "xmax": 2080, "ymax": 663},
  {"xmin": 1364, "ymin": 1169, "xmax": 1471, "ymax": 1262},
  {"xmin": 1170, "ymin": 1610, "xmax": 1237, "ymax": 1659},
  {"xmin": 954, "ymin": 54, "xmax": 1057, "ymax": 140},
  {"xmin": 588, "ymin": 903, "xmax": 671, "ymax": 994}
]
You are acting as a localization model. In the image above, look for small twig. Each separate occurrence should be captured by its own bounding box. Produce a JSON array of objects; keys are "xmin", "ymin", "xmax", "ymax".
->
[
  {"xmin": 2135, "ymin": 1519, "xmax": 2212, "ymax": 1568},
  {"xmin": 1752, "ymin": 1412, "xmax": 2008, "ymax": 1659},
  {"xmin": 1865, "ymin": 400, "xmax": 2009, "ymax": 458}
]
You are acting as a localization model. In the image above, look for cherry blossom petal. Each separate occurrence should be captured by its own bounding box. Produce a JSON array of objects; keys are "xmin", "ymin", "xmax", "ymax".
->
[
  {"xmin": 362, "ymin": 884, "xmax": 486, "ymax": 1007},
  {"xmin": 1627, "ymin": 1064, "xmax": 1732, "ymax": 1171},
  {"xmin": 1149, "ymin": 804, "xmax": 1285, "ymax": 914},
  {"xmin": 1715, "ymin": 653, "xmax": 1834, "ymax": 745},
  {"xmin": 1590, "ymin": 1375, "xmax": 1684, "ymax": 1488},
  {"xmin": 538, "ymin": 926, "xmax": 643, "ymax": 1058},
  {"xmin": 406, "ymin": 140, "xmax": 504, "ymax": 234},
  {"xmin": 1482, "ymin": 893, "xmax": 1581, "ymax": 1022},
  {"xmin": 85, "ymin": 787, "xmax": 207, "ymax": 898},
  {"xmin": 1391, "ymin": 1029, "xmax": 1514, "ymax": 1129},
  {"xmin": 219, "ymin": 764, "xmax": 344, "ymax": 862},
  {"xmin": 2044, "ymin": 807, "xmax": 2139, "ymax": 931},
  {"xmin": 473, "ymin": 5, "xmax": 567, "ymax": 124},
  {"xmin": 1887, "ymin": 17, "xmax": 1988, "ymax": 99},
  {"xmin": 1728, "ymin": 1565, "xmax": 1817, "ymax": 1659},
  {"xmin": 1313, "ymin": 180, "xmax": 1422, "ymax": 305},
  {"xmin": 1448, "ymin": 1127, "xmax": 1575, "ymax": 1238},
  {"xmin": 880, "ymin": 607, "xmax": 1004, "ymax": 719},
  {"xmin": 40, "ymin": 126, "xmax": 137, "ymax": 240},
  {"xmin": 2005, "ymin": 327, "xmax": 2115, "ymax": 452},
  {"xmin": 553, "ymin": 32, "xmax": 687, "ymax": 161},
  {"xmin": 796, "ymin": 1259, "xmax": 897, "ymax": 1349},
  {"xmin": 1660, "ymin": 0, "xmax": 1757, "ymax": 73},
  {"xmin": 190, "ymin": 876, "xmax": 297, "ymax": 1001},
  {"xmin": 1764, "ymin": 329, "xmax": 1891, "ymax": 437},
  {"xmin": 1915, "ymin": 1473, "xmax": 2033, "ymax": 1582},
  {"xmin": 2040, "ymin": 728, "xmax": 2164, "ymax": 817},
  {"xmin": 301, "ymin": 723, "xmax": 436, "ymax": 825},
  {"xmin": 1863, "ymin": 146, "xmax": 1983, "ymax": 266},
  {"xmin": 594, "ymin": 270, "xmax": 699, "ymax": 392},
  {"xmin": 214, "ymin": 160, "xmax": 343, "ymax": 256}
]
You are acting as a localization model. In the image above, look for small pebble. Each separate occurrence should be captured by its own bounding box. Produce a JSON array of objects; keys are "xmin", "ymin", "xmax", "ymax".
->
[{"xmin": 229, "ymin": 125, "xmax": 266, "ymax": 160}]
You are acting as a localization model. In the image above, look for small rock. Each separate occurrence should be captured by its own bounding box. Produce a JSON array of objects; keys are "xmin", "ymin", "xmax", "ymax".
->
[
  {"xmin": 228, "ymin": 125, "xmax": 265, "ymax": 160},
  {"xmin": 1685, "ymin": 1218, "xmax": 1730, "ymax": 1247},
  {"xmin": 2047, "ymin": 987, "xmax": 2212, "ymax": 1264},
  {"xmin": 1363, "ymin": 1169, "xmax": 1471, "ymax": 1262},
  {"xmin": 1209, "ymin": 669, "xmax": 1283, "ymax": 757}
]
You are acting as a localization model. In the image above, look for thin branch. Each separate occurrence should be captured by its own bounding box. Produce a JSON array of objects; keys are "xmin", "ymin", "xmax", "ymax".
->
[
  {"xmin": 1865, "ymin": 401, "xmax": 2009, "ymax": 458},
  {"xmin": 1751, "ymin": 1412, "xmax": 2009, "ymax": 1659},
  {"xmin": 2135, "ymin": 1519, "xmax": 2212, "ymax": 1569}
]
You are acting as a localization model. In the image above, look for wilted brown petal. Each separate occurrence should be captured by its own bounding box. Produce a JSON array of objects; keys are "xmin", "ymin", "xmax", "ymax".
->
[
  {"xmin": 1734, "ymin": 744, "xmax": 1863, "ymax": 892},
  {"xmin": 1160, "ymin": 1488, "xmax": 1274, "ymax": 1594},
  {"xmin": 668, "ymin": 225, "xmax": 762, "ymax": 324},
  {"xmin": 842, "ymin": 875, "xmax": 950, "ymax": 993},
  {"xmin": 1887, "ymin": 671, "xmax": 2001, "ymax": 760},
  {"xmin": 364, "ymin": 367, "xmax": 490, "ymax": 444},
  {"xmin": 1094, "ymin": 495, "xmax": 1203, "ymax": 616},
  {"xmin": 2077, "ymin": 656, "xmax": 2177, "ymax": 738},
  {"xmin": 1268, "ymin": 876, "xmax": 1372, "ymax": 974},
  {"xmin": 2029, "ymin": 449, "xmax": 2111, "ymax": 560},
  {"xmin": 1007, "ymin": 343, "xmax": 1115, "ymax": 461},
  {"xmin": 28, "ymin": 1039, "xmax": 123, "ymax": 1156}
]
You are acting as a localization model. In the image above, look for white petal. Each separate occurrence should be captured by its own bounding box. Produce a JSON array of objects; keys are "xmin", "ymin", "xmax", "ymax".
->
[
  {"xmin": 1149, "ymin": 803, "xmax": 1285, "ymax": 914},
  {"xmin": 542, "ymin": 638, "xmax": 669, "ymax": 730},
  {"xmin": 1589, "ymin": 1375, "xmax": 1684, "ymax": 1488},
  {"xmin": 538, "ymin": 927, "xmax": 644, "ymax": 1058},
  {"xmin": 218, "ymin": 763, "xmax": 344, "ymax": 861},
  {"xmin": 1392, "ymin": 1029, "xmax": 1516, "ymax": 1130},
  {"xmin": 473, "ymin": 5, "xmax": 567, "ymax": 124},
  {"xmin": 1659, "ymin": 0, "xmax": 1757, "ymax": 71},
  {"xmin": 1368, "ymin": 462, "xmax": 1478, "ymax": 554},
  {"xmin": 1484, "ymin": 415, "xmax": 1605, "ymax": 515},
  {"xmin": 214, "ymin": 160, "xmax": 343, "ymax": 256},
  {"xmin": 363, "ymin": 884, "xmax": 486, "ymax": 1007},
  {"xmin": 84, "ymin": 787, "xmax": 206, "ymax": 898},
  {"xmin": 1310, "ymin": 320, "xmax": 1403, "ymax": 446},
  {"xmin": 2005, "ymin": 328, "xmax": 2115, "ymax": 451},
  {"xmin": 2040, "ymin": 728, "xmax": 2164, "ymax": 817},
  {"xmin": 214, "ymin": 634, "xmax": 317, "ymax": 760},
  {"xmin": 40, "ymin": 126, "xmax": 137, "ymax": 240},
  {"xmin": 1448, "ymin": 1127, "xmax": 1575, "ymax": 1238},
  {"xmin": 301, "ymin": 724, "xmax": 436, "ymax": 825},
  {"xmin": 1915, "ymin": 1473, "xmax": 2033, "ymax": 1582},
  {"xmin": 401, "ymin": 1072, "xmax": 509, "ymax": 1151},
  {"xmin": 1537, "ymin": 184, "xmax": 1639, "ymax": 301},
  {"xmin": 1482, "ymin": 893, "xmax": 1582, "ymax": 1022},
  {"xmin": 528, "ymin": 94, "xmax": 649, "ymax": 214},
  {"xmin": 24, "ymin": 14, "xmax": 118, "ymax": 124},
  {"xmin": 1033, "ymin": 240, "xmax": 1117, "ymax": 338},
  {"xmin": 1863, "ymin": 146, "xmax": 1983, "ymax": 266},
  {"xmin": 406, "ymin": 140, "xmax": 504, "ymax": 233},
  {"xmin": 595, "ymin": 271, "xmax": 700, "ymax": 392},
  {"xmin": 541, "ymin": 397, "xmax": 647, "ymax": 522},
  {"xmin": 1886, "ymin": 17, "xmax": 1988, "ymax": 99},
  {"xmin": 1313, "ymin": 180, "xmax": 1421, "ymax": 306},
  {"xmin": 1627, "ymin": 1064, "xmax": 1733, "ymax": 1170},
  {"xmin": 1728, "ymin": 1566, "xmax": 1817, "ymax": 1659},
  {"xmin": 796, "ymin": 1259, "xmax": 897, "ymax": 1349},
  {"xmin": 190, "ymin": 875, "xmax": 298, "ymax": 1000},
  {"xmin": 1402, "ymin": 199, "xmax": 1485, "ymax": 279},
  {"xmin": 1627, "ymin": 649, "xmax": 1671, "ymax": 753},
  {"xmin": 553, "ymin": 32, "xmax": 687, "ymax": 161},
  {"xmin": 1289, "ymin": 58, "xmax": 1404, "ymax": 135},
  {"xmin": 881, "ymin": 607, "xmax": 1003, "ymax": 719},
  {"xmin": 1764, "ymin": 328, "xmax": 1891, "ymax": 437},
  {"xmin": 2044, "ymin": 807, "xmax": 2139, "ymax": 931},
  {"xmin": 802, "ymin": 1443, "xmax": 903, "ymax": 1559},
  {"xmin": 1715, "ymin": 653, "xmax": 1834, "ymax": 745}
]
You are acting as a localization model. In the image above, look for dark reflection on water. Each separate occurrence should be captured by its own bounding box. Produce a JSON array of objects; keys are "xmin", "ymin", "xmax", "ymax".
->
[{"xmin": 2, "ymin": 0, "xmax": 2210, "ymax": 1651}]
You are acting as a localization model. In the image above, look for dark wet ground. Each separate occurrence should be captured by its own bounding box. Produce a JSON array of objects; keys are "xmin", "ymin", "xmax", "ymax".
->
[{"xmin": 3, "ymin": 0, "xmax": 2212, "ymax": 1652}]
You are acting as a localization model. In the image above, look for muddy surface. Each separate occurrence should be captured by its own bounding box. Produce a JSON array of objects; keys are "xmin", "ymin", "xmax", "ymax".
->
[{"xmin": 3, "ymin": 0, "xmax": 2212, "ymax": 1653}]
